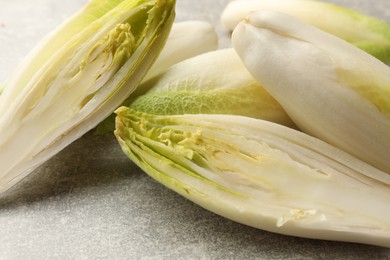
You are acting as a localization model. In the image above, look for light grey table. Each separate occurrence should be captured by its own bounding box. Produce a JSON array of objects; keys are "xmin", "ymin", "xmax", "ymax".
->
[{"xmin": 0, "ymin": 0, "xmax": 390, "ymax": 259}]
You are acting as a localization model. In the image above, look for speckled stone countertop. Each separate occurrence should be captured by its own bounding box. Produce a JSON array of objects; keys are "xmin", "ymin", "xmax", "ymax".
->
[{"xmin": 0, "ymin": 0, "xmax": 390, "ymax": 259}]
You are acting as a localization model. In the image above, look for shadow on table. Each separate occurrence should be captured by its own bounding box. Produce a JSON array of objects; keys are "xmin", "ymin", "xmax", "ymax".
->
[{"xmin": 0, "ymin": 130, "xmax": 139, "ymax": 209}]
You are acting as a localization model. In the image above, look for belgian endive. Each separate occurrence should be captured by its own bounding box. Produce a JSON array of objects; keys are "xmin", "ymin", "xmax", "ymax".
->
[
  {"xmin": 115, "ymin": 108, "xmax": 390, "ymax": 247},
  {"xmin": 221, "ymin": 0, "xmax": 390, "ymax": 63},
  {"xmin": 0, "ymin": 0, "xmax": 176, "ymax": 194},
  {"xmin": 97, "ymin": 48, "xmax": 295, "ymax": 133},
  {"xmin": 232, "ymin": 11, "xmax": 390, "ymax": 174}
]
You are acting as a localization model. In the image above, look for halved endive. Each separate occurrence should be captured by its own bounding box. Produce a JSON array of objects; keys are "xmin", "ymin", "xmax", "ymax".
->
[
  {"xmin": 232, "ymin": 11, "xmax": 390, "ymax": 174},
  {"xmin": 0, "ymin": 0, "xmax": 176, "ymax": 194},
  {"xmin": 115, "ymin": 108, "xmax": 390, "ymax": 247},
  {"xmin": 96, "ymin": 48, "xmax": 295, "ymax": 133},
  {"xmin": 221, "ymin": 0, "xmax": 390, "ymax": 63}
]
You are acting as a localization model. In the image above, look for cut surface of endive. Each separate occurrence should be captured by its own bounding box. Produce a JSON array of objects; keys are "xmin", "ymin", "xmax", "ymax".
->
[
  {"xmin": 232, "ymin": 11, "xmax": 390, "ymax": 174},
  {"xmin": 115, "ymin": 108, "xmax": 390, "ymax": 248},
  {"xmin": 0, "ymin": 0, "xmax": 176, "ymax": 194}
]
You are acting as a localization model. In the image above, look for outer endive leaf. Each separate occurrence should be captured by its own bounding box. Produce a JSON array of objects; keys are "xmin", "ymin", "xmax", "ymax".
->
[
  {"xmin": 232, "ymin": 11, "xmax": 390, "ymax": 173},
  {"xmin": 222, "ymin": 0, "xmax": 390, "ymax": 62},
  {"xmin": 145, "ymin": 20, "xmax": 218, "ymax": 81},
  {"xmin": 0, "ymin": 0, "xmax": 176, "ymax": 194},
  {"xmin": 96, "ymin": 48, "xmax": 295, "ymax": 134},
  {"xmin": 115, "ymin": 107, "xmax": 390, "ymax": 248}
]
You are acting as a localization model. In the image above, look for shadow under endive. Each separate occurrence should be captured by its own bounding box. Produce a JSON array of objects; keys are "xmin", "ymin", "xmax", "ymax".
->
[{"xmin": 0, "ymin": 130, "xmax": 139, "ymax": 209}]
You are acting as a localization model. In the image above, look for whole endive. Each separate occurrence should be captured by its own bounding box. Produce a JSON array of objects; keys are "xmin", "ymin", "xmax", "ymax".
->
[
  {"xmin": 222, "ymin": 0, "xmax": 390, "ymax": 63},
  {"xmin": 96, "ymin": 48, "xmax": 295, "ymax": 134},
  {"xmin": 0, "ymin": 0, "xmax": 175, "ymax": 194},
  {"xmin": 115, "ymin": 108, "xmax": 390, "ymax": 247},
  {"xmin": 232, "ymin": 11, "xmax": 390, "ymax": 174}
]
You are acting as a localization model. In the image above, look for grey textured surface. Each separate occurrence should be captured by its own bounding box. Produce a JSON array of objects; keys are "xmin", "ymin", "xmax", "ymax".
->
[{"xmin": 0, "ymin": 0, "xmax": 390, "ymax": 259}]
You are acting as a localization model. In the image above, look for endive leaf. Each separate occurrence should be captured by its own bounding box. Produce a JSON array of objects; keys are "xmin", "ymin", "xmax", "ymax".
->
[
  {"xmin": 145, "ymin": 20, "xmax": 218, "ymax": 81},
  {"xmin": 221, "ymin": 0, "xmax": 390, "ymax": 63},
  {"xmin": 115, "ymin": 107, "xmax": 390, "ymax": 248},
  {"xmin": 232, "ymin": 11, "xmax": 390, "ymax": 173},
  {"xmin": 0, "ymin": 0, "xmax": 176, "ymax": 194},
  {"xmin": 96, "ymin": 48, "xmax": 295, "ymax": 134}
]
